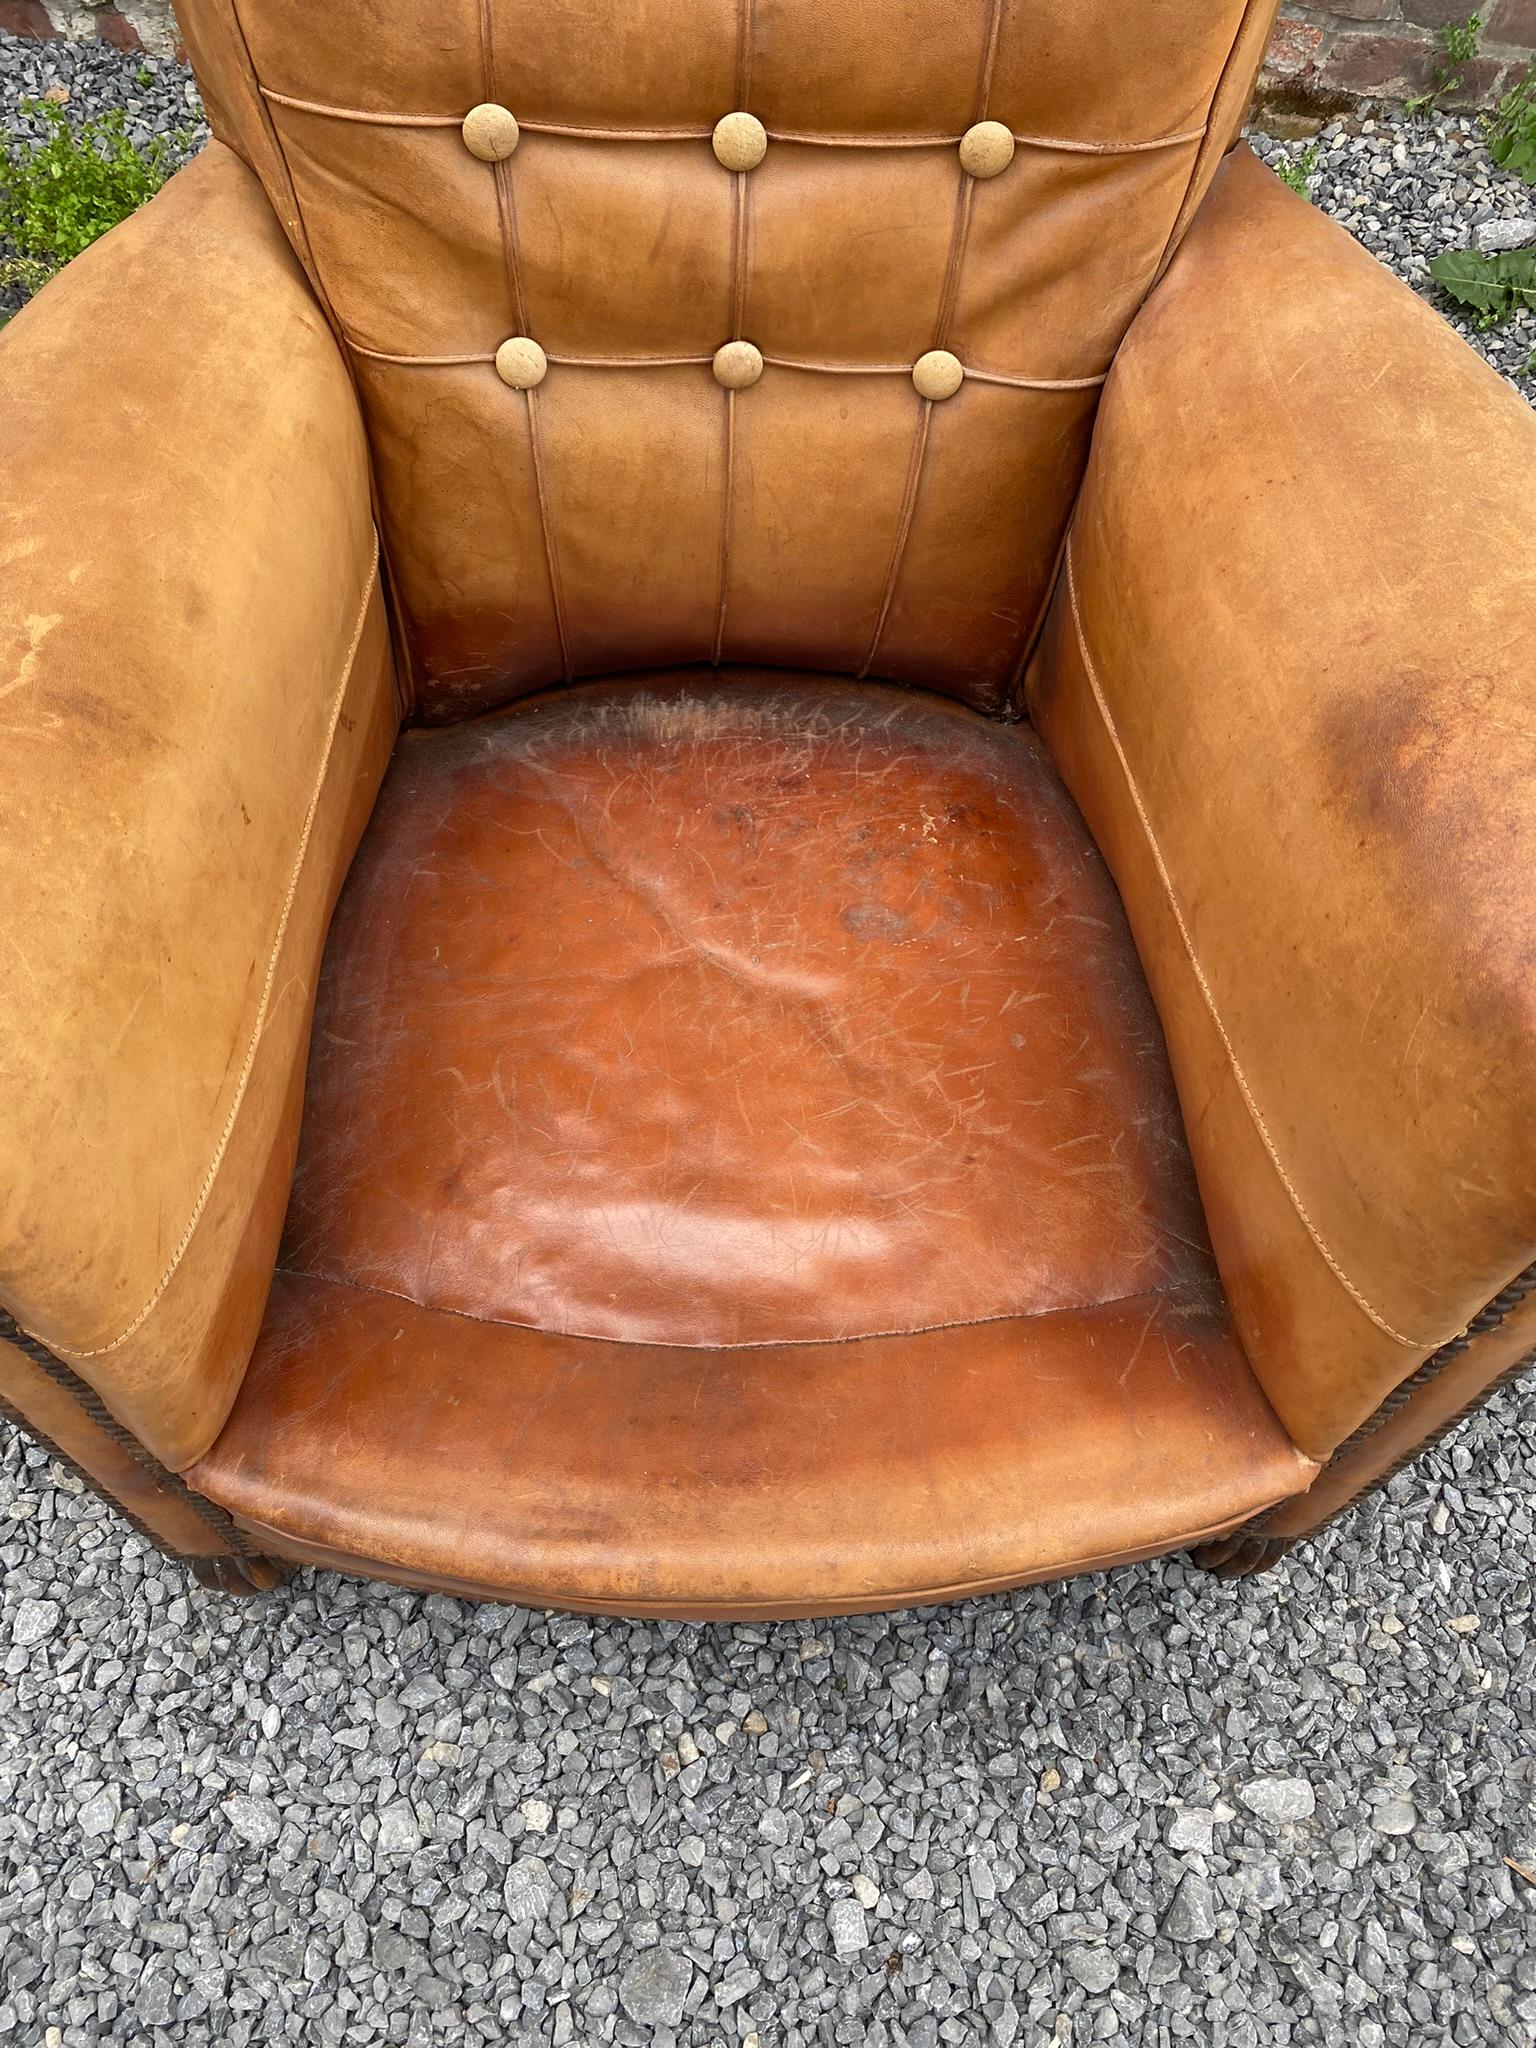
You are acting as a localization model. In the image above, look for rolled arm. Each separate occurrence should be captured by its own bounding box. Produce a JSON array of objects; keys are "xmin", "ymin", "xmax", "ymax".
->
[
  {"xmin": 0, "ymin": 144, "xmax": 398, "ymax": 1469},
  {"xmin": 1027, "ymin": 146, "xmax": 1536, "ymax": 1461}
]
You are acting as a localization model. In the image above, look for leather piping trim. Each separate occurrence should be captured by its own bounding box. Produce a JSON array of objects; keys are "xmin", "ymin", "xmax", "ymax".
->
[
  {"xmin": 0, "ymin": 1310, "xmax": 257, "ymax": 1560},
  {"xmin": 0, "ymin": 1389, "xmax": 176, "ymax": 1559},
  {"xmin": 1064, "ymin": 544, "xmax": 1425, "ymax": 1351},
  {"xmin": 1205, "ymin": 1320, "xmax": 1536, "ymax": 1571},
  {"xmin": 713, "ymin": 384, "xmax": 738, "ymax": 667},
  {"xmin": 225, "ymin": 0, "xmax": 418, "ymax": 717},
  {"xmin": 274, "ymin": 1262, "xmax": 1236, "ymax": 1355},
  {"xmin": 1148, "ymin": 0, "xmax": 1274, "ymax": 290},
  {"xmin": 1011, "ymin": 0, "xmax": 1272, "ymax": 689},
  {"xmin": 859, "ymin": 0, "xmax": 1002, "ymax": 681},
  {"xmin": 344, "ymin": 340, "xmax": 1107, "ymax": 391},
  {"xmin": 713, "ymin": 0, "xmax": 756, "ymax": 669},
  {"xmin": 226, "ymin": 1493, "xmax": 1301, "ymax": 1615},
  {"xmin": 524, "ymin": 392, "xmax": 571, "ymax": 680},
  {"xmin": 257, "ymin": 88, "xmax": 1207, "ymax": 158},
  {"xmin": 1326, "ymin": 1256, "xmax": 1536, "ymax": 1471},
  {"xmin": 474, "ymin": 2, "xmax": 569, "ymax": 683},
  {"xmin": 34, "ymin": 542, "xmax": 381, "ymax": 1362},
  {"xmin": 736, "ymin": 0, "xmax": 756, "ymax": 109},
  {"xmin": 861, "ymin": 397, "xmax": 932, "ymax": 678}
]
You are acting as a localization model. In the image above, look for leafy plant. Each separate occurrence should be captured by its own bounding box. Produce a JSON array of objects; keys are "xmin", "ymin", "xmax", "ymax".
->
[
  {"xmin": 0, "ymin": 99, "xmax": 185, "ymax": 296},
  {"xmin": 1405, "ymin": 11, "xmax": 1483, "ymax": 116},
  {"xmin": 1486, "ymin": 59, "xmax": 1536, "ymax": 183},
  {"xmin": 1275, "ymin": 142, "xmax": 1321, "ymax": 199},
  {"xmin": 1429, "ymin": 244, "xmax": 1536, "ymax": 325}
]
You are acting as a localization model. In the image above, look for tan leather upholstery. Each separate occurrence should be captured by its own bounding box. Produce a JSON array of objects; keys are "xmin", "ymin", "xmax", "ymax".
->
[
  {"xmin": 173, "ymin": 0, "xmax": 1275, "ymax": 722},
  {"xmin": 1027, "ymin": 147, "xmax": 1536, "ymax": 1462},
  {"xmin": 191, "ymin": 1269, "xmax": 1312, "ymax": 1618},
  {"xmin": 185, "ymin": 675, "xmax": 1314, "ymax": 1612},
  {"xmin": 1257, "ymin": 1284, "xmax": 1536, "ymax": 1551},
  {"xmin": 0, "ymin": 1337, "xmax": 234, "ymax": 1561},
  {"xmin": 0, "ymin": 144, "xmax": 397, "ymax": 1470},
  {"xmin": 2, "ymin": 0, "xmax": 1527, "ymax": 1608}
]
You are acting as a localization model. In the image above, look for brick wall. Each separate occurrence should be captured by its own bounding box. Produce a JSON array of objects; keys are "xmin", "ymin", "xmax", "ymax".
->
[
  {"xmin": 1265, "ymin": 3, "xmax": 1534, "ymax": 108},
  {"xmin": 2, "ymin": 0, "xmax": 1532, "ymax": 109},
  {"xmin": 0, "ymin": 1, "xmax": 178, "ymax": 56}
]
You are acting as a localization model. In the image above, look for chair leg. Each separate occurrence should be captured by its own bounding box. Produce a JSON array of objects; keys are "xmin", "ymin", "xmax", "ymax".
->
[
  {"xmin": 2, "ymin": 1313, "xmax": 290, "ymax": 1596},
  {"xmin": 1192, "ymin": 1311, "xmax": 1536, "ymax": 1582},
  {"xmin": 190, "ymin": 1553, "xmax": 293, "ymax": 1594},
  {"xmin": 1188, "ymin": 1526, "xmax": 1296, "ymax": 1578}
]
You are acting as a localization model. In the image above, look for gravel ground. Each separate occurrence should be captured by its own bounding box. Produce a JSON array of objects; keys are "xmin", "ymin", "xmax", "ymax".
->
[
  {"xmin": 2, "ymin": 31, "xmax": 1535, "ymax": 2048},
  {"xmin": 1250, "ymin": 116, "xmax": 1536, "ymax": 388}
]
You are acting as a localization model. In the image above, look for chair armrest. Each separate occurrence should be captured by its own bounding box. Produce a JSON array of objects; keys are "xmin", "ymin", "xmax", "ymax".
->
[
  {"xmin": 0, "ymin": 144, "xmax": 398, "ymax": 1469},
  {"xmin": 1026, "ymin": 145, "xmax": 1536, "ymax": 1461}
]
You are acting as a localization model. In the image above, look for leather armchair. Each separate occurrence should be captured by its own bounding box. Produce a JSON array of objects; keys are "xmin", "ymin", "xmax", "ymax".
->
[{"xmin": 2, "ymin": 0, "xmax": 1531, "ymax": 1615}]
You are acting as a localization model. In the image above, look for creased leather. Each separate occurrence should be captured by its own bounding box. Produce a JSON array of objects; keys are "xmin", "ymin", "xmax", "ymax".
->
[
  {"xmin": 179, "ymin": 671, "xmax": 1320, "ymax": 1616},
  {"xmin": 1027, "ymin": 147, "xmax": 1536, "ymax": 1461},
  {"xmin": 172, "ymin": 0, "xmax": 1271, "ymax": 719},
  {"xmin": 0, "ymin": 145, "xmax": 398, "ymax": 1470},
  {"xmin": 190, "ymin": 1267, "xmax": 1315, "ymax": 1618},
  {"xmin": 279, "ymin": 675, "xmax": 1217, "ymax": 1347}
]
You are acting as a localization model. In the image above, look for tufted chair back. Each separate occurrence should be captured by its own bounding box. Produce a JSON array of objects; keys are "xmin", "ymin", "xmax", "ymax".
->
[{"xmin": 175, "ymin": 1, "xmax": 1276, "ymax": 721}]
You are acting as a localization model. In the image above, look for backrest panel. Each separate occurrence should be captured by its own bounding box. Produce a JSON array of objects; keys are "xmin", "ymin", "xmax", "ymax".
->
[{"xmin": 178, "ymin": 0, "xmax": 1275, "ymax": 719}]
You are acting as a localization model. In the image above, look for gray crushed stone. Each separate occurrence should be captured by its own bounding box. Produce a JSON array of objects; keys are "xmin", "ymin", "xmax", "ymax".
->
[
  {"xmin": 2, "ymin": 27, "xmax": 1535, "ymax": 2048},
  {"xmin": 2, "ymin": 1426, "xmax": 1533, "ymax": 2047},
  {"xmin": 1251, "ymin": 113, "xmax": 1536, "ymax": 389}
]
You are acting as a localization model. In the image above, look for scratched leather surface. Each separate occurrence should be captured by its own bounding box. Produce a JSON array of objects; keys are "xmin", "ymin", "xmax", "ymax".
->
[
  {"xmin": 189, "ymin": 1265, "xmax": 1314, "ymax": 1617},
  {"xmin": 1027, "ymin": 149, "xmax": 1536, "ymax": 1460},
  {"xmin": 0, "ymin": 146, "xmax": 396, "ymax": 1472},
  {"xmin": 173, "ymin": 0, "xmax": 1277, "ymax": 717},
  {"xmin": 278, "ymin": 674, "xmax": 1217, "ymax": 1345}
]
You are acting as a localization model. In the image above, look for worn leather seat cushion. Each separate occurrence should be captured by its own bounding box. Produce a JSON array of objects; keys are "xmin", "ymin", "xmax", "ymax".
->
[{"xmin": 189, "ymin": 672, "xmax": 1312, "ymax": 1613}]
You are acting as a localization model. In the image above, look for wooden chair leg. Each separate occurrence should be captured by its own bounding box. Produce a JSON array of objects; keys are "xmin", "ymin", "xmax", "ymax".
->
[
  {"xmin": 1189, "ymin": 1527, "xmax": 1296, "ymax": 1578},
  {"xmin": 190, "ymin": 1553, "xmax": 293, "ymax": 1594},
  {"xmin": 2, "ymin": 1313, "xmax": 291, "ymax": 1595},
  {"xmin": 1193, "ymin": 1267, "xmax": 1536, "ymax": 1584}
]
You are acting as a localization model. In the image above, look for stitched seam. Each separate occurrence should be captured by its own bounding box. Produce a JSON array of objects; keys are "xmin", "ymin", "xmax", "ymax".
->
[
  {"xmin": 233, "ymin": 1494, "xmax": 1299, "ymax": 1612},
  {"xmin": 1322, "ymin": 1257, "xmax": 1536, "ymax": 1470},
  {"xmin": 1148, "ymin": 0, "xmax": 1271, "ymax": 290},
  {"xmin": 474, "ymin": 5, "xmax": 568, "ymax": 680},
  {"xmin": 223, "ymin": 6, "xmax": 416, "ymax": 719},
  {"xmin": 275, "ymin": 1262, "xmax": 1210, "ymax": 1353},
  {"xmin": 256, "ymin": 89, "xmax": 1206, "ymax": 156},
  {"xmin": 714, "ymin": 387, "xmax": 737, "ymax": 668},
  {"xmin": 41, "ymin": 544, "xmax": 381, "ymax": 1362},
  {"xmin": 1064, "ymin": 547, "xmax": 1424, "ymax": 1351},
  {"xmin": 1010, "ymin": 0, "xmax": 1272, "ymax": 704},
  {"xmin": 524, "ymin": 387, "xmax": 572, "ymax": 680},
  {"xmin": 1, "ymin": 1322, "xmax": 261, "ymax": 1559},
  {"xmin": 345, "ymin": 340, "xmax": 1105, "ymax": 388},
  {"xmin": 736, "ymin": 0, "xmax": 755, "ymax": 108},
  {"xmin": 480, "ymin": 0, "xmax": 528, "ymax": 336},
  {"xmin": 861, "ymin": 399, "xmax": 932, "ymax": 678}
]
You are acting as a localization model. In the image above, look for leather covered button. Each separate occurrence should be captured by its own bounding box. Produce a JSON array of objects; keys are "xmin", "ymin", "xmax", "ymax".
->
[
  {"xmin": 712, "ymin": 111, "xmax": 768, "ymax": 172},
  {"xmin": 495, "ymin": 336, "xmax": 547, "ymax": 389},
  {"xmin": 462, "ymin": 103, "xmax": 521, "ymax": 162},
  {"xmin": 958, "ymin": 120, "xmax": 1014, "ymax": 179},
  {"xmin": 912, "ymin": 349, "xmax": 964, "ymax": 401},
  {"xmin": 713, "ymin": 340, "xmax": 764, "ymax": 389}
]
